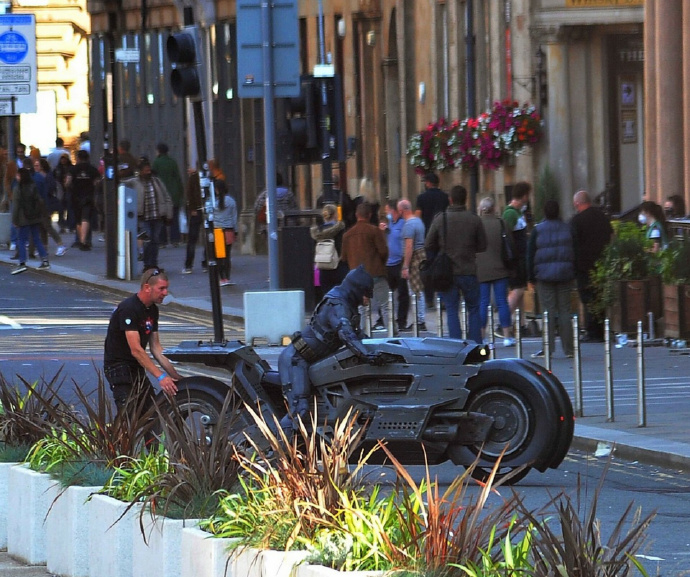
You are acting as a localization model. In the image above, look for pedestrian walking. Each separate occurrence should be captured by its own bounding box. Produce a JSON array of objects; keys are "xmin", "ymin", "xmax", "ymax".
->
[
  {"xmin": 399, "ymin": 199, "xmax": 427, "ymax": 331},
  {"xmin": 10, "ymin": 167, "xmax": 50, "ymax": 274},
  {"xmin": 152, "ymin": 143, "xmax": 184, "ymax": 247}
]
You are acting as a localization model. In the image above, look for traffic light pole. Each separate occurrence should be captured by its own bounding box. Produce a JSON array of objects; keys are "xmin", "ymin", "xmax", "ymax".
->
[
  {"xmin": 262, "ymin": 0, "xmax": 279, "ymax": 290},
  {"xmin": 317, "ymin": 1, "xmax": 333, "ymax": 203}
]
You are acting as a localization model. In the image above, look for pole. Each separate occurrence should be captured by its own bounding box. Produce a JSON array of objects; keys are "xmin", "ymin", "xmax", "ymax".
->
[
  {"xmin": 637, "ymin": 320, "xmax": 646, "ymax": 427},
  {"xmin": 387, "ymin": 290, "xmax": 395, "ymax": 337},
  {"xmin": 488, "ymin": 304, "xmax": 495, "ymax": 360},
  {"xmin": 515, "ymin": 308, "xmax": 522, "ymax": 359},
  {"xmin": 466, "ymin": 0, "xmax": 478, "ymax": 213},
  {"xmin": 604, "ymin": 318, "xmax": 614, "ymax": 422},
  {"xmin": 262, "ymin": 0, "xmax": 279, "ymax": 290},
  {"xmin": 543, "ymin": 310, "xmax": 551, "ymax": 371},
  {"xmin": 436, "ymin": 295, "xmax": 443, "ymax": 337},
  {"xmin": 572, "ymin": 315, "xmax": 583, "ymax": 417},
  {"xmin": 317, "ymin": 0, "xmax": 333, "ymax": 204},
  {"xmin": 105, "ymin": 22, "xmax": 119, "ymax": 279}
]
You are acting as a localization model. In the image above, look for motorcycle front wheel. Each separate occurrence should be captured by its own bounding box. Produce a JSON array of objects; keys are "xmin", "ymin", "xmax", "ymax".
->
[{"xmin": 448, "ymin": 368, "xmax": 558, "ymax": 485}]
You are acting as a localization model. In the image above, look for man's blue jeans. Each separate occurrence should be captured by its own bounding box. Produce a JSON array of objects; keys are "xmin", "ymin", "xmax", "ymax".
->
[
  {"xmin": 441, "ymin": 275, "xmax": 482, "ymax": 343},
  {"xmin": 142, "ymin": 218, "xmax": 164, "ymax": 270}
]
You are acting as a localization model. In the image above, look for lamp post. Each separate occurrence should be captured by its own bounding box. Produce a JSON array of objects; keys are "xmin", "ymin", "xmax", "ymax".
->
[{"xmin": 466, "ymin": 0, "xmax": 478, "ymax": 213}]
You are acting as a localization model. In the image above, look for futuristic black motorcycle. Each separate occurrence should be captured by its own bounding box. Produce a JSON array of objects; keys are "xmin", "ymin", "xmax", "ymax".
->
[{"xmin": 163, "ymin": 336, "xmax": 574, "ymax": 484}]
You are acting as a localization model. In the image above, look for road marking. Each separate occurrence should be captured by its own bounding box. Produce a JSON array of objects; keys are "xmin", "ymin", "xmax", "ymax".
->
[{"xmin": 0, "ymin": 315, "xmax": 21, "ymax": 329}]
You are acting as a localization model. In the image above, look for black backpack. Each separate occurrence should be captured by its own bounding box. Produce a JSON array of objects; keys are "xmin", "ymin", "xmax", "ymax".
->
[{"xmin": 21, "ymin": 183, "xmax": 44, "ymax": 221}]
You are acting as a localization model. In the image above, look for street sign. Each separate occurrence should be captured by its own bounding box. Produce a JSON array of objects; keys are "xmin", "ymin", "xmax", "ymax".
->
[
  {"xmin": 115, "ymin": 48, "xmax": 140, "ymax": 63},
  {"xmin": 236, "ymin": 0, "xmax": 300, "ymax": 99},
  {"xmin": 0, "ymin": 14, "xmax": 36, "ymax": 114}
]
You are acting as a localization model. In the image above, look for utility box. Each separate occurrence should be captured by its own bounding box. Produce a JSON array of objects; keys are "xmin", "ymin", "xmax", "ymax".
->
[
  {"xmin": 278, "ymin": 224, "xmax": 315, "ymax": 311},
  {"xmin": 118, "ymin": 184, "xmax": 138, "ymax": 280}
]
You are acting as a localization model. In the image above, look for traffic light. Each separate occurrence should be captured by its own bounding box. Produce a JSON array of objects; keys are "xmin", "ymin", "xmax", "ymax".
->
[
  {"xmin": 278, "ymin": 75, "xmax": 320, "ymax": 164},
  {"xmin": 278, "ymin": 74, "xmax": 346, "ymax": 165},
  {"xmin": 167, "ymin": 26, "xmax": 202, "ymax": 98}
]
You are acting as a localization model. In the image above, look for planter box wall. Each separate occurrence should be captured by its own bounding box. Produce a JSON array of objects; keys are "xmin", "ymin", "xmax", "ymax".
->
[
  {"xmin": 296, "ymin": 566, "xmax": 386, "ymax": 577},
  {"xmin": 46, "ymin": 485, "xmax": 101, "ymax": 577},
  {"xmin": 610, "ymin": 279, "xmax": 657, "ymax": 333},
  {"xmin": 7, "ymin": 465, "xmax": 59, "ymax": 565},
  {"xmin": 88, "ymin": 494, "xmax": 143, "ymax": 577},
  {"xmin": 0, "ymin": 462, "xmax": 17, "ymax": 550},
  {"xmin": 180, "ymin": 527, "xmax": 238, "ymax": 577},
  {"xmin": 132, "ymin": 514, "xmax": 199, "ymax": 577},
  {"xmin": 664, "ymin": 284, "xmax": 690, "ymax": 338}
]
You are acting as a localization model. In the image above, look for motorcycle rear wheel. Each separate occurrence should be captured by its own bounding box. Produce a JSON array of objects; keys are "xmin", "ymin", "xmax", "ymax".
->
[
  {"xmin": 448, "ymin": 367, "xmax": 558, "ymax": 485},
  {"xmin": 463, "ymin": 386, "xmax": 532, "ymax": 485}
]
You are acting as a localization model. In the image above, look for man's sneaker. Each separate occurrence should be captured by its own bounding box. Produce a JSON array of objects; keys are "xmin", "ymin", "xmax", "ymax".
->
[
  {"xmin": 531, "ymin": 350, "xmax": 545, "ymax": 358},
  {"xmin": 56, "ymin": 245, "xmax": 67, "ymax": 257},
  {"xmin": 219, "ymin": 279, "xmax": 231, "ymax": 287},
  {"xmin": 10, "ymin": 252, "xmax": 19, "ymax": 260},
  {"xmin": 417, "ymin": 322, "xmax": 428, "ymax": 332},
  {"xmin": 38, "ymin": 261, "xmax": 50, "ymax": 270},
  {"xmin": 71, "ymin": 241, "xmax": 82, "ymax": 248},
  {"xmin": 373, "ymin": 322, "xmax": 386, "ymax": 331},
  {"xmin": 9, "ymin": 242, "xmax": 16, "ymax": 251},
  {"xmin": 79, "ymin": 243, "xmax": 91, "ymax": 251},
  {"xmin": 503, "ymin": 337, "xmax": 516, "ymax": 347},
  {"xmin": 11, "ymin": 264, "xmax": 27, "ymax": 275},
  {"xmin": 181, "ymin": 268, "xmax": 193, "ymax": 274}
]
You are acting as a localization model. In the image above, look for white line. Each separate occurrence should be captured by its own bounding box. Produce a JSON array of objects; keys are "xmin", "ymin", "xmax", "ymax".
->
[{"xmin": 0, "ymin": 315, "xmax": 21, "ymax": 329}]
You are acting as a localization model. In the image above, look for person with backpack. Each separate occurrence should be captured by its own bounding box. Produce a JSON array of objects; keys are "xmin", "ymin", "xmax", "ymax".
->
[{"xmin": 11, "ymin": 167, "xmax": 50, "ymax": 274}]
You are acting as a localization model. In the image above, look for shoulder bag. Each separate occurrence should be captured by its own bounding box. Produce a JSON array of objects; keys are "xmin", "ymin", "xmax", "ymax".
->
[
  {"xmin": 419, "ymin": 211, "xmax": 454, "ymax": 291},
  {"xmin": 499, "ymin": 218, "xmax": 518, "ymax": 269},
  {"xmin": 314, "ymin": 239, "xmax": 339, "ymax": 270}
]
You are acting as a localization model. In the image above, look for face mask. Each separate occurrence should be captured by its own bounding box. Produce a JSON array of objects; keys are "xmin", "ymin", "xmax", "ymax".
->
[
  {"xmin": 638, "ymin": 213, "xmax": 647, "ymax": 225},
  {"xmin": 387, "ymin": 213, "xmax": 393, "ymax": 223}
]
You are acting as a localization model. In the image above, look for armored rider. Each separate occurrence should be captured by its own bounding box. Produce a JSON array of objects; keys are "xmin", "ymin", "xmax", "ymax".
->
[{"xmin": 278, "ymin": 265, "xmax": 385, "ymax": 434}]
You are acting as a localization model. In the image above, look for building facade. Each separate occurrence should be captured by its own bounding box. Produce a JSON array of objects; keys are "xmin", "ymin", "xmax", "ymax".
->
[
  {"xmin": 14, "ymin": 0, "xmax": 91, "ymax": 149},
  {"xmin": 84, "ymin": 0, "xmax": 649, "ymax": 253}
]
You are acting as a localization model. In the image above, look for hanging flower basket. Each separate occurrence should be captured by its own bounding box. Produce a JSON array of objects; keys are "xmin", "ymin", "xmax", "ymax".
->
[{"xmin": 406, "ymin": 101, "xmax": 542, "ymax": 174}]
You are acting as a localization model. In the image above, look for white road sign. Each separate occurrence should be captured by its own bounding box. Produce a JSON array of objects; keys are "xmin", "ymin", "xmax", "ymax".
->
[{"xmin": 0, "ymin": 14, "xmax": 37, "ymax": 114}]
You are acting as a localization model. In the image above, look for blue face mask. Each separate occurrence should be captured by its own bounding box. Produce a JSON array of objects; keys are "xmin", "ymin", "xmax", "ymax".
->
[
  {"xmin": 387, "ymin": 213, "xmax": 393, "ymax": 223},
  {"xmin": 638, "ymin": 213, "xmax": 647, "ymax": 225}
]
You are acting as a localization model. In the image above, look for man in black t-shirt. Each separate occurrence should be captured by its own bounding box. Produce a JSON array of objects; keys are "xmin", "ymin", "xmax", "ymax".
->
[
  {"xmin": 68, "ymin": 150, "xmax": 101, "ymax": 250},
  {"xmin": 104, "ymin": 268, "xmax": 182, "ymax": 415}
]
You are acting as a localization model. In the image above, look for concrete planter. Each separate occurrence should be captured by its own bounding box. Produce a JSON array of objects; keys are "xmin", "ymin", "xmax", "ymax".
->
[
  {"xmin": 180, "ymin": 527, "xmax": 238, "ymax": 577},
  {"xmin": 295, "ymin": 566, "xmax": 386, "ymax": 577},
  {"xmin": 234, "ymin": 547, "xmax": 309, "ymax": 577},
  {"xmin": 7, "ymin": 464, "xmax": 59, "ymax": 565},
  {"xmin": 46, "ymin": 485, "xmax": 102, "ymax": 577},
  {"xmin": 88, "ymin": 493, "xmax": 143, "ymax": 577},
  {"xmin": 132, "ymin": 513, "xmax": 199, "ymax": 577},
  {"xmin": 0, "ymin": 462, "xmax": 19, "ymax": 549}
]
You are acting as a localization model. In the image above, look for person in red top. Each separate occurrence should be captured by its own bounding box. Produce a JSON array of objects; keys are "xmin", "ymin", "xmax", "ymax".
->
[{"xmin": 340, "ymin": 202, "xmax": 389, "ymax": 330}]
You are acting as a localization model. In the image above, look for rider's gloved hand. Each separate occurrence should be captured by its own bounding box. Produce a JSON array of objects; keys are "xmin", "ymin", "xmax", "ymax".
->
[{"xmin": 366, "ymin": 352, "xmax": 386, "ymax": 366}]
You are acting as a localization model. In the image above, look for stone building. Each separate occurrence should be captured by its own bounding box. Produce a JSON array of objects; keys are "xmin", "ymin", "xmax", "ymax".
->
[
  {"xmin": 13, "ymin": 0, "xmax": 91, "ymax": 149},
  {"xmin": 83, "ymin": 0, "xmax": 650, "ymax": 253}
]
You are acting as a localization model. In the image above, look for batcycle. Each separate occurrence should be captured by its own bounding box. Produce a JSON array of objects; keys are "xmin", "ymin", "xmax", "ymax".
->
[{"xmin": 161, "ymin": 336, "xmax": 574, "ymax": 484}]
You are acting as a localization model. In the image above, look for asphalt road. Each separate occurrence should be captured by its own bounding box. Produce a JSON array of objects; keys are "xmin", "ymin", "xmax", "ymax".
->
[{"xmin": 2, "ymin": 267, "xmax": 690, "ymax": 575}]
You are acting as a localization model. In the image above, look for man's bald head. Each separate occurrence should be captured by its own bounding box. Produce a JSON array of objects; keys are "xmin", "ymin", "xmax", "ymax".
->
[
  {"xmin": 573, "ymin": 190, "xmax": 591, "ymax": 212},
  {"xmin": 397, "ymin": 199, "xmax": 412, "ymax": 214}
]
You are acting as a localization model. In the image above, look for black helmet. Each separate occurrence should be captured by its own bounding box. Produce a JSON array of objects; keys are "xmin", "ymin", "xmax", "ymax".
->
[{"xmin": 343, "ymin": 265, "xmax": 373, "ymax": 299}]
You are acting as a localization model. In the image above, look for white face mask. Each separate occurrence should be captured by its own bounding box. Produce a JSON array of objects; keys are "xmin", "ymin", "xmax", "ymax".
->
[{"xmin": 638, "ymin": 213, "xmax": 647, "ymax": 225}]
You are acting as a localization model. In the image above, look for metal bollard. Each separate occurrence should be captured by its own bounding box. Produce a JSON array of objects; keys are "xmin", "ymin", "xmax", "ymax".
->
[
  {"xmin": 572, "ymin": 315, "xmax": 583, "ymax": 417},
  {"xmin": 604, "ymin": 318, "xmax": 614, "ymax": 422},
  {"xmin": 487, "ymin": 304, "xmax": 496, "ymax": 359},
  {"xmin": 436, "ymin": 296, "xmax": 443, "ymax": 337},
  {"xmin": 637, "ymin": 320, "xmax": 647, "ymax": 427},
  {"xmin": 515, "ymin": 309, "xmax": 523, "ymax": 359},
  {"xmin": 363, "ymin": 304, "xmax": 372, "ymax": 336},
  {"xmin": 543, "ymin": 311, "xmax": 551, "ymax": 371},
  {"xmin": 387, "ymin": 290, "xmax": 395, "ymax": 337},
  {"xmin": 461, "ymin": 300, "xmax": 467, "ymax": 340},
  {"xmin": 412, "ymin": 293, "xmax": 419, "ymax": 337},
  {"xmin": 647, "ymin": 311, "xmax": 655, "ymax": 341}
]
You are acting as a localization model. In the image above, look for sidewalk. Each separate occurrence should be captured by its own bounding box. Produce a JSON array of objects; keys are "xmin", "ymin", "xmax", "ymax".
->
[{"xmin": 2, "ymin": 234, "xmax": 690, "ymax": 474}]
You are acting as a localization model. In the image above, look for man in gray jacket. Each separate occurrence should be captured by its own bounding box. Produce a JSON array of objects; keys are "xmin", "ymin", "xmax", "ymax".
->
[
  {"xmin": 129, "ymin": 157, "xmax": 173, "ymax": 271},
  {"xmin": 425, "ymin": 185, "xmax": 486, "ymax": 342}
]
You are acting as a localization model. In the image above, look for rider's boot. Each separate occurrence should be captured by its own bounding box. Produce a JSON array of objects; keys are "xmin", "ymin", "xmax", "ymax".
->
[{"xmin": 278, "ymin": 396, "xmax": 310, "ymax": 438}]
